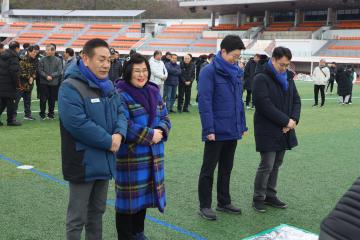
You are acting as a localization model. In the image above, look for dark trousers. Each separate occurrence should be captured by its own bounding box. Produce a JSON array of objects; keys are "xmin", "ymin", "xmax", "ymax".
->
[
  {"xmin": 116, "ymin": 209, "xmax": 147, "ymax": 240},
  {"xmin": 177, "ymin": 83, "xmax": 191, "ymax": 111},
  {"xmin": 39, "ymin": 84, "xmax": 58, "ymax": 118},
  {"xmin": 245, "ymin": 89, "xmax": 253, "ymax": 107},
  {"xmin": 326, "ymin": 80, "xmax": 334, "ymax": 93},
  {"xmin": 14, "ymin": 90, "xmax": 32, "ymax": 117},
  {"xmin": 0, "ymin": 97, "xmax": 16, "ymax": 123},
  {"xmin": 163, "ymin": 84, "xmax": 177, "ymax": 111},
  {"xmin": 314, "ymin": 85, "xmax": 325, "ymax": 106},
  {"xmin": 66, "ymin": 180, "xmax": 109, "ymax": 240},
  {"xmin": 253, "ymin": 151, "xmax": 285, "ymax": 201},
  {"xmin": 349, "ymin": 83, "xmax": 353, "ymax": 103},
  {"xmin": 198, "ymin": 140, "xmax": 238, "ymax": 209}
]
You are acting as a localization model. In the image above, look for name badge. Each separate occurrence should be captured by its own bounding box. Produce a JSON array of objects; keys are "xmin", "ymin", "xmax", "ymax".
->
[{"xmin": 91, "ymin": 98, "xmax": 100, "ymax": 103}]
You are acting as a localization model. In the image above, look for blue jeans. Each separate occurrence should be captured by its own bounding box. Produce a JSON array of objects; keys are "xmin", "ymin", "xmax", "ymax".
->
[{"xmin": 163, "ymin": 84, "xmax": 177, "ymax": 111}]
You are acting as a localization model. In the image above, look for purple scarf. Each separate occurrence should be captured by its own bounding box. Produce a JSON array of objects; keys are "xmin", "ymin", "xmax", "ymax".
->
[{"xmin": 116, "ymin": 81, "xmax": 159, "ymax": 126}]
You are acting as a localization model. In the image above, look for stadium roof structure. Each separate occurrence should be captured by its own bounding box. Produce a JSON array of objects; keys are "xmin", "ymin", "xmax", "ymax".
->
[
  {"xmin": 179, "ymin": 0, "xmax": 360, "ymax": 14},
  {"xmin": 4, "ymin": 9, "xmax": 145, "ymax": 17}
]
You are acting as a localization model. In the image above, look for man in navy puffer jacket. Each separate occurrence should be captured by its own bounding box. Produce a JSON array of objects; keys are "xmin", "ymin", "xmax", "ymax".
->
[
  {"xmin": 197, "ymin": 35, "xmax": 247, "ymax": 220},
  {"xmin": 58, "ymin": 39, "xmax": 127, "ymax": 240}
]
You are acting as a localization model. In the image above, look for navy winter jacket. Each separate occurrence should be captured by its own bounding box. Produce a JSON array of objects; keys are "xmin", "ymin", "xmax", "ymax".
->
[
  {"xmin": 58, "ymin": 60, "xmax": 127, "ymax": 182},
  {"xmin": 198, "ymin": 56, "xmax": 247, "ymax": 141}
]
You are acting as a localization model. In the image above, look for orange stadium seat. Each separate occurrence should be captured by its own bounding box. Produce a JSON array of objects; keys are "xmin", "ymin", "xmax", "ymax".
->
[
  {"xmin": 171, "ymin": 24, "xmax": 208, "ymax": 27},
  {"xmin": 193, "ymin": 43, "xmax": 217, "ymax": 47},
  {"xmin": 90, "ymin": 24, "xmax": 123, "ymax": 29},
  {"xmin": 336, "ymin": 21, "xmax": 360, "ymax": 29},
  {"xmin": 48, "ymin": 34, "xmax": 73, "ymax": 39},
  {"xmin": 19, "ymin": 33, "xmax": 45, "ymax": 38},
  {"xmin": 157, "ymin": 35, "xmax": 197, "ymax": 39},
  {"xmin": 111, "ymin": 42, "xmax": 136, "ymax": 47},
  {"xmin": 71, "ymin": 40, "xmax": 88, "ymax": 46},
  {"xmin": 10, "ymin": 22, "xmax": 28, "ymax": 27},
  {"xmin": 338, "ymin": 36, "xmax": 360, "ymax": 40},
  {"xmin": 328, "ymin": 45, "xmax": 360, "ymax": 50},
  {"xmin": 42, "ymin": 39, "xmax": 69, "ymax": 45},
  {"xmin": 60, "ymin": 24, "xmax": 85, "ymax": 31},
  {"xmin": 114, "ymin": 36, "xmax": 142, "ymax": 42},
  {"xmin": 16, "ymin": 38, "xmax": 39, "ymax": 44},
  {"xmin": 292, "ymin": 27, "xmax": 319, "ymax": 31},
  {"xmin": 298, "ymin": 22, "xmax": 324, "ymax": 27},
  {"xmin": 78, "ymin": 35, "xmax": 110, "ymax": 40},
  {"xmin": 149, "ymin": 43, "xmax": 189, "ymax": 47}
]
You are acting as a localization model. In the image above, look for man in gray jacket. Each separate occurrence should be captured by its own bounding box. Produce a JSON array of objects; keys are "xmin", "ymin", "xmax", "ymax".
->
[{"xmin": 38, "ymin": 45, "xmax": 63, "ymax": 120}]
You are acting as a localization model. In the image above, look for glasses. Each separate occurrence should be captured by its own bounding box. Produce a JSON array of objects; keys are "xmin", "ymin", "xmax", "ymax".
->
[{"xmin": 133, "ymin": 69, "xmax": 148, "ymax": 75}]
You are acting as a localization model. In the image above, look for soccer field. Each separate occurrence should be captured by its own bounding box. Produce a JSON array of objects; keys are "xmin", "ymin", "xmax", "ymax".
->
[{"xmin": 0, "ymin": 81, "xmax": 359, "ymax": 240}]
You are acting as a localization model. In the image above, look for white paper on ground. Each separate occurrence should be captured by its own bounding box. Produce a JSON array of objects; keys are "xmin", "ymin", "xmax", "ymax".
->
[
  {"xmin": 243, "ymin": 224, "xmax": 318, "ymax": 240},
  {"xmin": 16, "ymin": 165, "xmax": 34, "ymax": 170}
]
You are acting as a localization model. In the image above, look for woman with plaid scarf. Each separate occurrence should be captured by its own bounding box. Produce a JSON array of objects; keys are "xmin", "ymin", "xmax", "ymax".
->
[{"xmin": 115, "ymin": 53, "xmax": 171, "ymax": 240}]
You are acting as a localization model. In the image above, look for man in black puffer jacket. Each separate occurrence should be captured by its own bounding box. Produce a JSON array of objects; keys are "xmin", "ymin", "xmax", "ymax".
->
[
  {"xmin": 0, "ymin": 41, "xmax": 22, "ymax": 126},
  {"xmin": 320, "ymin": 177, "xmax": 360, "ymax": 240},
  {"xmin": 252, "ymin": 47, "xmax": 301, "ymax": 213},
  {"xmin": 178, "ymin": 54, "xmax": 195, "ymax": 113}
]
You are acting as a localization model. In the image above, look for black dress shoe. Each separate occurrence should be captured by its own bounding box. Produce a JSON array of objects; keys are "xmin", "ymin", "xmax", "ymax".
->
[
  {"xmin": 216, "ymin": 204, "xmax": 242, "ymax": 214},
  {"xmin": 7, "ymin": 121, "xmax": 22, "ymax": 126},
  {"xmin": 183, "ymin": 109, "xmax": 190, "ymax": 113},
  {"xmin": 252, "ymin": 200, "xmax": 266, "ymax": 213},
  {"xmin": 198, "ymin": 208, "xmax": 217, "ymax": 220},
  {"xmin": 264, "ymin": 197, "xmax": 288, "ymax": 209}
]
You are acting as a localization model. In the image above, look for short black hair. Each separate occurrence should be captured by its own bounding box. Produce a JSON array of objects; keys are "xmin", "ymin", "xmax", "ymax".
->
[
  {"xmin": 9, "ymin": 41, "xmax": 20, "ymax": 50},
  {"xmin": 171, "ymin": 54, "xmax": 177, "ymax": 57},
  {"xmin": 23, "ymin": 43, "xmax": 30, "ymax": 49},
  {"xmin": 83, "ymin": 38, "xmax": 109, "ymax": 58},
  {"xmin": 123, "ymin": 53, "xmax": 151, "ymax": 84},
  {"xmin": 272, "ymin": 46, "xmax": 292, "ymax": 61},
  {"xmin": 0, "ymin": 43, "xmax": 4, "ymax": 49},
  {"xmin": 65, "ymin": 48, "xmax": 75, "ymax": 57},
  {"xmin": 33, "ymin": 44, "xmax": 40, "ymax": 50},
  {"xmin": 165, "ymin": 51, "xmax": 171, "ymax": 56},
  {"xmin": 153, "ymin": 50, "xmax": 162, "ymax": 57},
  {"xmin": 220, "ymin": 35, "xmax": 245, "ymax": 53},
  {"xmin": 51, "ymin": 43, "xmax": 57, "ymax": 50},
  {"xmin": 27, "ymin": 45, "xmax": 36, "ymax": 53},
  {"xmin": 46, "ymin": 45, "xmax": 56, "ymax": 51}
]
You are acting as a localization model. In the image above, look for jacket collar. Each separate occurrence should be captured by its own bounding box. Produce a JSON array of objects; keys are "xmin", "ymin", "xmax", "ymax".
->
[{"xmin": 64, "ymin": 59, "xmax": 101, "ymax": 89}]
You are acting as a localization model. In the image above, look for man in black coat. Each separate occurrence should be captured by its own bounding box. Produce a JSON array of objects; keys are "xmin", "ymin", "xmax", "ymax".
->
[
  {"xmin": 0, "ymin": 41, "xmax": 22, "ymax": 126},
  {"xmin": 243, "ymin": 54, "xmax": 260, "ymax": 109},
  {"xmin": 326, "ymin": 62, "xmax": 336, "ymax": 95},
  {"xmin": 108, "ymin": 48, "xmax": 123, "ymax": 83},
  {"xmin": 252, "ymin": 47, "xmax": 301, "ymax": 212},
  {"xmin": 178, "ymin": 54, "xmax": 195, "ymax": 112}
]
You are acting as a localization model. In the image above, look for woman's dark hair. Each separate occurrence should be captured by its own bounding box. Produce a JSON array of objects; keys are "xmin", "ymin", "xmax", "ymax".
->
[
  {"xmin": 123, "ymin": 53, "xmax": 151, "ymax": 83},
  {"xmin": 220, "ymin": 35, "xmax": 245, "ymax": 53},
  {"xmin": 272, "ymin": 46, "xmax": 292, "ymax": 61}
]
